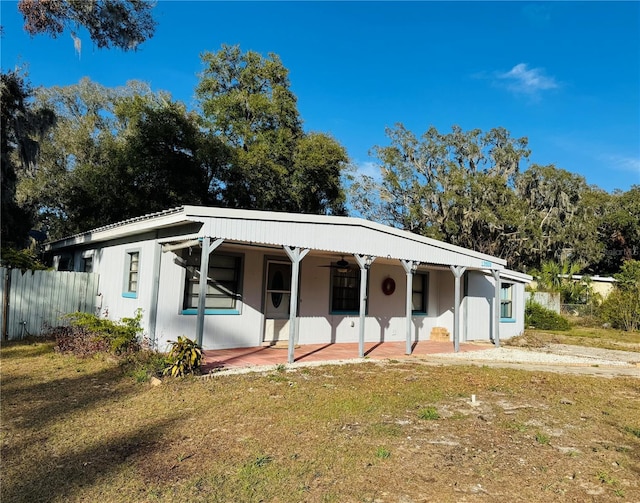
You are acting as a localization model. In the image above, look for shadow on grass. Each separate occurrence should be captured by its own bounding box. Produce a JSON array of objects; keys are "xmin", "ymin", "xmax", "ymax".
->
[
  {"xmin": 0, "ymin": 339, "xmax": 57, "ymax": 359},
  {"xmin": 1, "ymin": 363, "xmax": 141, "ymax": 432},
  {"xmin": 1, "ymin": 417, "xmax": 181, "ymax": 503}
]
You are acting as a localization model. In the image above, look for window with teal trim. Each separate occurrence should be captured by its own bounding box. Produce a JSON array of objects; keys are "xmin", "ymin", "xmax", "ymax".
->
[
  {"xmin": 500, "ymin": 283, "xmax": 513, "ymax": 319},
  {"xmin": 123, "ymin": 251, "xmax": 140, "ymax": 298},
  {"xmin": 183, "ymin": 252, "xmax": 242, "ymax": 311}
]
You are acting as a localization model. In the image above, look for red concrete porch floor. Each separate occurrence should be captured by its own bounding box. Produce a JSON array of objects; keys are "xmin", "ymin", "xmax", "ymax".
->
[{"xmin": 202, "ymin": 340, "xmax": 492, "ymax": 373}]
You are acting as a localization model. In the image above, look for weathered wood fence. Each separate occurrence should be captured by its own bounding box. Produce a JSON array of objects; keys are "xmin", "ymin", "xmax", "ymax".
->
[{"xmin": 1, "ymin": 268, "xmax": 99, "ymax": 340}]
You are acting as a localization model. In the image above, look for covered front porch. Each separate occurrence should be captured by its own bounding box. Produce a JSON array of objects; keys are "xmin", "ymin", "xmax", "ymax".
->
[{"xmin": 201, "ymin": 339, "xmax": 491, "ymax": 373}]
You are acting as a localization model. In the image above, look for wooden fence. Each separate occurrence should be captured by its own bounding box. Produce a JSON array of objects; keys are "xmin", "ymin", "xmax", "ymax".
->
[{"xmin": 1, "ymin": 268, "xmax": 99, "ymax": 340}]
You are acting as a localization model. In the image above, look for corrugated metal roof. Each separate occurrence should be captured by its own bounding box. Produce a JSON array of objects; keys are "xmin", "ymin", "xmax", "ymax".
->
[{"xmin": 47, "ymin": 205, "xmax": 508, "ymax": 269}]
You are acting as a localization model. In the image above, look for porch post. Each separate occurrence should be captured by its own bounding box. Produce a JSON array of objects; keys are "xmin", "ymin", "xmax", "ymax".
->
[
  {"xmin": 401, "ymin": 259, "xmax": 419, "ymax": 355},
  {"xmin": 354, "ymin": 255, "xmax": 376, "ymax": 358},
  {"xmin": 196, "ymin": 237, "xmax": 224, "ymax": 347},
  {"xmin": 492, "ymin": 269, "xmax": 501, "ymax": 348},
  {"xmin": 450, "ymin": 265, "xmax": 466, "ymax": 352},
  {"xmin": 284, "ymin": 246, "xmax": 309, "ymax": 364}
]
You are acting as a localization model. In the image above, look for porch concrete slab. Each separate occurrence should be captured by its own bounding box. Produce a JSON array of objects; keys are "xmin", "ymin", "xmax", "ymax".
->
[{"xmin": 202, "ymin": 340, "xmax": 492, "ymax": 373}]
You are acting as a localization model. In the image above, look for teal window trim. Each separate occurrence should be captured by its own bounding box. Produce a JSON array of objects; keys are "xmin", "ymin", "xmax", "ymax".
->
[
  {"xmin": 122, "ymin": 249, "xmax": 140, "ymax": 298},
  {"xmin": 500, "ymin": 282, "xmax": 514, "ymax": 321},
  {"xmin": 182, "ymin": 309, "xmax": 240, "ymax": 315},
  {"xmin": 182, "ymin": 252, "xmax": 244, "ymax": 312},
  {"xmin": 329, "ymin": 310, "xmax": 360, "ymax": 316}
]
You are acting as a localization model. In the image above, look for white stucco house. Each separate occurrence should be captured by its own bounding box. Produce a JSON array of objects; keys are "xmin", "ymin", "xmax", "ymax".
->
[{"xmin": 46, "ymin": 206, "xmax": 531, "ymax": 362}]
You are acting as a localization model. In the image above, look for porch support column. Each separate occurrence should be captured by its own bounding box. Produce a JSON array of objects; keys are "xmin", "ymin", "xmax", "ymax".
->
[
  {"xmin": 450, "ymin": 265, "xmax": 466, "ymax": 352},
  {"xmin": 401, "ymin": 259, "xmax": 419, "ymax": 355},
  {"xmin": 354, "ymin": 254, "xmax": 376, "ymax": 358},
  {"xmin": 491, "ymin": 269, "xmax": 501, "ymax": 348},
  {"xmin": 284, "ymin": 246, "xmax": 310, "ymax": 364},
  {"xmin": 196, "ymin": 237, "xmax": 224, "ymax": 347}
]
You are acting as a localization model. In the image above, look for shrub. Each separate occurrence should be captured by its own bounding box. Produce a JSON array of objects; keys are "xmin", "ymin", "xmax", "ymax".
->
[
  {"xmin": 164, "ymin": 336, "xmax": 202, "ymax": 377},
  {"xmin": 599, "ymin": 260, "xmax": 640, "ymax": 331},
  {"xmin": 52, "ymin": 309, "xmax": 144, "ymax": 356},
  {"xmin": 525, "ymin": 301, "xmax": 570, "ymax": 331}
]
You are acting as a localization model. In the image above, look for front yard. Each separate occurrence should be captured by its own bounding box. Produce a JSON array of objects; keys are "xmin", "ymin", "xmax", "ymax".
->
[{"xmin": 1, "ymin": 339, "xmax": 639, "ymax": 502}]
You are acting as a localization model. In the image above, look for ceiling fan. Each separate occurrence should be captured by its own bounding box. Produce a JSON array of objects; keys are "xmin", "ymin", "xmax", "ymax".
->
[{"xmin": 319, "ymin": 255, "xmax": 352, "ymax": 273}]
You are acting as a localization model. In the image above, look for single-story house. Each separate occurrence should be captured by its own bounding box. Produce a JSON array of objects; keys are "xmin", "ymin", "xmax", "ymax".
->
[{"xmin": 45, "ymin": 206, "xmax": 531, "ymax": 362}]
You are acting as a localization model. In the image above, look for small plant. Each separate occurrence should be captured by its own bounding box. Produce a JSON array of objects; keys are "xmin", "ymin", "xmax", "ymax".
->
[
  {"xmin": 375, "ymin": 447, "xmax": 391, "ymax": 459},
  {"xmin": 254, "ymin": 454, "xmax": 273, "ymax": 467},
  {"xmin": 275, "ymin": 363, "xmax": 286, "ymax": 373},
  {"xmin": 164, "ymin": 336, "xmax": 202, "ymax": 377},
  {"xmin": 418, "ymin": 406, "xmax": 440, "ymax": 420},
  {"xmin": 623, "ymin": 425, "xmax": 640, "ymax": 439},
  {"xmin": 535, "ymin": 432, "xmax": 550, "ymax": 445}
]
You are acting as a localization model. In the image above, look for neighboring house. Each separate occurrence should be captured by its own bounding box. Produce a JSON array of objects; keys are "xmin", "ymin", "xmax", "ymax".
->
[{"xmin": 45, "ymin": 206, "xmax": 531, "ymax": 362}]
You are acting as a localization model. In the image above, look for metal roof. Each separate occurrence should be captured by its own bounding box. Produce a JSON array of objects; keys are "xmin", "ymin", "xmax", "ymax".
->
[{"xmin": 46, "ymin": 205, "xmax": 508, "ymax": 270}]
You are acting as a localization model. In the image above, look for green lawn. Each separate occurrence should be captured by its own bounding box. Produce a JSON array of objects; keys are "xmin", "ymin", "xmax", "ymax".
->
[{"xmin": 1, "ymin": 340, "xmax": 639, "ymax": 502}]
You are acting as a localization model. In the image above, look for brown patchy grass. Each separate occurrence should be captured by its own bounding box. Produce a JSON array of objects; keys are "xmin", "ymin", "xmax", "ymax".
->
[
  {"xmin": 509, "ymin": 326, "xmax": 640, "ymax": 353},
  {"xmin": 1, "ymin": 340, "xmax": 639, "ymax": 502}
]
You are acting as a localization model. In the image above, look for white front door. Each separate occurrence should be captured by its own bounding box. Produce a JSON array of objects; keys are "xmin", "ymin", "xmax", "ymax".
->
[{"xmin": 263, "ymin": 261, "xmax": 292, "ymax": 344}]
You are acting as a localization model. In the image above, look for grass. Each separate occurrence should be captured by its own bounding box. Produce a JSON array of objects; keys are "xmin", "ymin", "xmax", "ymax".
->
[{"xmin": 2, "ymin": 339, "xmax": 640, "ymax": 502}]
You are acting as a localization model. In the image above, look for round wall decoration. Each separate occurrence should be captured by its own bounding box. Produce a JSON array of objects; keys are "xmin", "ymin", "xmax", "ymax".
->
[{"xmin": 382, "ymin": 277, "xmax": 396, "ymax": 295}]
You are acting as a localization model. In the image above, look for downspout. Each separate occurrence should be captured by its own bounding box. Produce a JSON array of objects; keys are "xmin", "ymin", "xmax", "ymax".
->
[{"xmin": 148, "ymin": 239, "xmax": 162, "ymax": 349}]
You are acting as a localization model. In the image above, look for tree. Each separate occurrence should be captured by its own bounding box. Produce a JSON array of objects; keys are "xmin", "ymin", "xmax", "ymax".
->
[
  {"xmin": 1, "ymin": 70, "xmax": 55, "ymax": 247},
  {"xmin": 196, "ymin": 45, "xmax": 349, "ymax": 214},
  {"xmin": 17, "ymin": 0, "xmax": 156, "ymax": 51},
  {"xmin": 20, "ymin": 79, "xmax": 214, "ymax": 236},
  {"xmin": 350, "ymin": 124, "xmax": 530, "ymax": 261},
  {"xmin": 596, "ymin": 186, "xmax": 640, "ymax": 273},
  {"xmin": 516, "ymin": 164, "xmax": 604, "ymax": 269}
]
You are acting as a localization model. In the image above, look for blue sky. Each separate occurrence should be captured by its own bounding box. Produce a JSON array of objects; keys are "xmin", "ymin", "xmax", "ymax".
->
[{"xmin": 2, "ymin": 1, "xmax": 639, "ymax": 193}]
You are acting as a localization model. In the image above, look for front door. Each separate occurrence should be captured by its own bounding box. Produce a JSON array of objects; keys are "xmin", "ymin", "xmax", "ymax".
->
[{"xmin": 263, "ymin": 261, "xmax": 292, "ymax": 344}]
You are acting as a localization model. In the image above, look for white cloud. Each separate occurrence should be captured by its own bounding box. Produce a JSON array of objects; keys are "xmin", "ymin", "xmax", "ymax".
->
[
  {"xmin": 354, "ymin": 160, "xmax": 383, "ymax": 181},
  {"xmin": 496, "ymin": 63, "xmax": 559, "ymax": 96},
  {"xmin": 600, "ymin": 154, "xmax": 640, "ymax": 175}
]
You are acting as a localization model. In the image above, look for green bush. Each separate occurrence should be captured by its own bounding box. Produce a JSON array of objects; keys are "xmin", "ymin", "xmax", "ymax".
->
[
  {"xmin": 164, "ymin": 336, "xmax": 203, "ymax": 377},
  {"xmin": 525, "ymin": 301, "xmax": 570, "ymax": 331},
  {"xmin": 54, "ymin": 309, "xmax": 144, "ymax": 355}
]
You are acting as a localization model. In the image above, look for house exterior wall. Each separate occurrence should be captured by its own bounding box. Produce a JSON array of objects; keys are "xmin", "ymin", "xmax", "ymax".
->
[
  {"xmin": 46, "ymin": 207, "xmax": 530, "ymax": 351},
  {"xmin": 465, "ymin": 271, "xmax": 526, "ymax": 341}
]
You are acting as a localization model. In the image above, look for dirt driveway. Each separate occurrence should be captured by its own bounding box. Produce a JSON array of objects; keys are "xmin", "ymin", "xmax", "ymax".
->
[{"xmin": 426, "ymin": 343, "xmax": 640, "ymax": 378}]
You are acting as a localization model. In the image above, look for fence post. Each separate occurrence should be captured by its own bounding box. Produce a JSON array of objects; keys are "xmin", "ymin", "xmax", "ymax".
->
[{"xmin": 2, "ymin": 268, "xmax": 10, "ymax": 340}]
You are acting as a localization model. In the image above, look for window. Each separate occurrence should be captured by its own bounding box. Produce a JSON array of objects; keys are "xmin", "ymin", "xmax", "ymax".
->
[
  {"xmin": 183, "ymin": 252, "xmax": 243, "ymax": 313},
  {"xmin": 82, "ymin": 256, "xmax": 93, "ymax": 273},
  {"xmin": 500, "ymin": 283, "xmax": 513, "ymax": 319},
  {"xmin": 58, "ymin": 255, "xmax": 74, "ymax": 271},
  {"xmin": 123, "ymin": 250, "xmax": 140, "ymax": 298},
  {"xmin": 412, "ymin": 273, "xmax": 429, "ymax": 314},
  {"xmin": 331, "ymin": 267, "xmax": 361, "ymax": 313}
]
